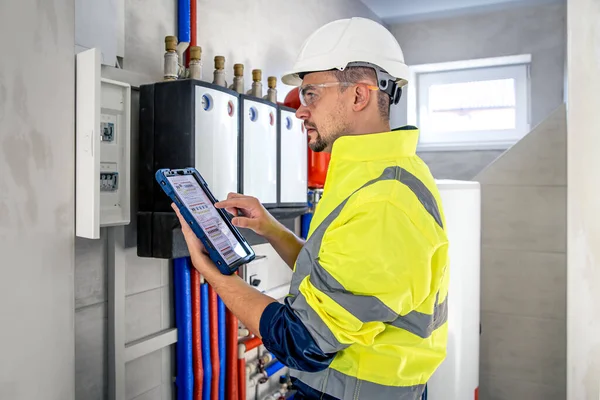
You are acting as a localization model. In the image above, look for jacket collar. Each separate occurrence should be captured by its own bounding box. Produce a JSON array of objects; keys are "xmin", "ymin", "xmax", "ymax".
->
[{"xmin": 329, "ymin": 126, "xmax": 419, "ymax": 162}]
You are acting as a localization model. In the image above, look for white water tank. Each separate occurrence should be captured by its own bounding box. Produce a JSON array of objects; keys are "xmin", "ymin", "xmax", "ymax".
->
[{"xmin": 427, "ymin": 180, "xmax": 481, "ymax": 400}]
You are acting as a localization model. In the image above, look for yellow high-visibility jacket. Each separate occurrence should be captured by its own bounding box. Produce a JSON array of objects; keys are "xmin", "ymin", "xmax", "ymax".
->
[{"xmin": 260, "ymin": 127, "xmax": 449, "ymax": 400}]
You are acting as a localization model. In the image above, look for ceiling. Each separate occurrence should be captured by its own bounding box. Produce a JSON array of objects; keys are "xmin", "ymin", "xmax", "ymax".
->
[{"xmin": 360, "ymin": 0, "xmax": 564, "ymax": 23}]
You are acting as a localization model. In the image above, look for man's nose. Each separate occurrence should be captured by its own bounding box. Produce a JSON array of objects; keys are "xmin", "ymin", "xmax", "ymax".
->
[{"xmin": 295, "ymin": 104, "xmax": 310, "ymax": 120}]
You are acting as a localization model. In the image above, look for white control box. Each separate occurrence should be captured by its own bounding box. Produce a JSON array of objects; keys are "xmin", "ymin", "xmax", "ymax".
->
[
  {"xmin": 240, "ymin": 96, "xmax": 278, "ymax": 206},
  {"xmin": 194, "ymin": 85, "xmax": 239, "ymax": 201},
  {"xmin": 427, "ymin": 180, "xmax": 481, "ymax": 400},
  {"xmin": 76, "ymin": 47, "xmax": 131, "ymax": 239},
  {"xmin": 278, "ymin": 106, "xmax": 308, "ymax": 207}
]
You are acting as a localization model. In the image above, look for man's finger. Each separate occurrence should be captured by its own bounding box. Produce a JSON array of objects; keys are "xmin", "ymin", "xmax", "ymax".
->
[
  {"xmin": 226, "ymin": 192, "xmax": 246, "ymax": 199},
  {"xmin": 231, "ymin": 216, "xmax": 260, "ymax": 231},
  {"xmin": 224, "ymin": 207, "xmax": 238, "ymax": 216},
  {"xmin": 172, "ymin": 203, "xmax": 194, "ymax": 235},
  {"xmin": 215, "ymin": 197, "xmax": 255, "ymax": 210}
]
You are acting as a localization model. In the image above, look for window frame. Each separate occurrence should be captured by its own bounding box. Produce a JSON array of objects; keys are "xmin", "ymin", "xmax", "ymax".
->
[{"xmin": 407, "ymin": 55, "xmax": 532, "ymax": 151}]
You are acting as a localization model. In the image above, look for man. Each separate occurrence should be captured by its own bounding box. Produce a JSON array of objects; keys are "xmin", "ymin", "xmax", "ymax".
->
[{"xmin": 173, "ymin": 17, "xmax": 449, "ymax": 400}]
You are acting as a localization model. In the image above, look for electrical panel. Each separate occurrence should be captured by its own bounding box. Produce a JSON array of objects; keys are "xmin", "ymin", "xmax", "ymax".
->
[
  {"xmin": 76, "ymin": 47, "xmax": 131, "ymax": 239},
  {"xmin": 240, "ymin": 95, "xmax": 278, "ymax": 207},
  {"xmin": 278, "ymin": 106, "xmax": 308, "ymax": 207},
  {"xmin": 137, "ymin": 79, "xmax": 240, "ymax": 259}
]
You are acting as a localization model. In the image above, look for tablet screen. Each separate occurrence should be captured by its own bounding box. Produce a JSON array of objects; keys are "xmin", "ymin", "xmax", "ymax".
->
[{"xmin": 167, "ymin": 174, "xmax": 246, "ymax": 265}]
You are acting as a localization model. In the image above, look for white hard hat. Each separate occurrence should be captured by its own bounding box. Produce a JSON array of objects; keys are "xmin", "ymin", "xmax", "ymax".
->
[{"xmin": 281, "ymin": 17, "xmax": 409, "ymax": 104}]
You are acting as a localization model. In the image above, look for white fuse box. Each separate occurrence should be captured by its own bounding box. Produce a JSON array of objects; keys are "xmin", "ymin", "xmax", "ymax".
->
[{"xmin": 76, "ymin": 47, "xmax": 131, "ymax": 239}]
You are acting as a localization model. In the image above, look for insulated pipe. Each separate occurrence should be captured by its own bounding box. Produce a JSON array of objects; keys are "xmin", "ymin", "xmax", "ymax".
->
[
  {"xmin": 174, "ymin": 258, "xmax": 194, "ymax": 400},
  {"xmin": 190, "ymin": 0, "xmax": 196, "ymax": 46},
  {"xmin": 191, "ymin": 269, "xmax": 203, "ymax": 400},
  {"xmin": 185, "ymin": 0, "xmax": 196, "ymax": 68},
  {"xmin": 209, "ymin": 286, "xmax": 220, "ymax": 400},
  {"xmin": 226, "ymin": 310, "xmax": 239, "ymax": 400},
  {"xmin": 201, "ymin": 284, "xmax": 212, "ymax": 400},
  {"xmin": 265, "ymin": 361, "xmax": 285, "ymax": 378},
  {"xmin": 238, "ymin": 357, "xmax": 246, "ymax": 400},
  {"xmin": 217, "ymin": 297, "xmax": 226, "ymax": 400},
  {"xmin": 242, "ymin": 337, "xmax": 262, "ymax": 352},
  {"xmin": 177, "ymin": 0, "xmax": 190, "ymax": 43}
]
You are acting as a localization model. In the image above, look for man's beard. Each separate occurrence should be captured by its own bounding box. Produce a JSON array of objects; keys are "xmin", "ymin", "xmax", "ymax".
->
[{"xmin": 309, "ymin": 131, "xmax": 328, "ymax": 152}]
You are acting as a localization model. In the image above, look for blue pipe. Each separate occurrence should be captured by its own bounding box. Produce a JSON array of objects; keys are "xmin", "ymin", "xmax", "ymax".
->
[
  {"xmin": 174, "ymin": 258, "xmax": 194, "ymax": 400},
  {"xmin": 201, "ymin": 284, "xmax": 212, "ymax": 400},
  {"xmin": 177, "ymin": 0, "xmax": 191, "ymax": 43},
  {"xmin": 421, "ymin": 384, "xmax": 428, "ymax": 400},
  {"xmin": 218, "ymin": 297, "xmax": 226, "ymax": 400},
  {"xmin": 265, "ymin": 361, "xmax": 286, "ymax": 378}
]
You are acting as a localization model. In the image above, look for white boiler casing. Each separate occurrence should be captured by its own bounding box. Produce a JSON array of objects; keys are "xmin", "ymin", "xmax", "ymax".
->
[{"xmin": 427, "ymin": 179, "xmax": 481, "ymax": 400}]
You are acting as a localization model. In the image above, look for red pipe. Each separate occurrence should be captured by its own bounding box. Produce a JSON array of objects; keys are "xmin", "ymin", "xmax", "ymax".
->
[
  {"xmin": 209, "ymin": 285, "xmax": 220, "ymax": 400},
  {"xmin": 191, "ymin": 270, "xmax": 203, "ymax": 400},
  {"xmin": 238, "ymin": 357, "xmax": 246, "ymax": 400},
  {"xmin": 226, "ymin": 310, "xmax": 239, "ymax": 400},
  {"xmin": 185, "ymin": 0, "xmax": 196, "ymax": 68},
  {"xmin": 243, "ymin": 337, "xmax": 262, "ymax": 352},
  {"xmin": 190, "ymin": 0, "xmax": 197, "ymax": 47}
]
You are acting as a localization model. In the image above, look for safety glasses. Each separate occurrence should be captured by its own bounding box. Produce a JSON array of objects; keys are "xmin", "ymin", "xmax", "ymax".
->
[{"xmin": 298, "ymin": 82, "xmax": 379, "ymax": 107}]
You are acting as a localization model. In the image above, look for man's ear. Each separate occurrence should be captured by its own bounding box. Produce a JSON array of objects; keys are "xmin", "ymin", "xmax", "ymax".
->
[{"xmin": 352, "ymin": 84, "xmax": 371, "ymax": 112}]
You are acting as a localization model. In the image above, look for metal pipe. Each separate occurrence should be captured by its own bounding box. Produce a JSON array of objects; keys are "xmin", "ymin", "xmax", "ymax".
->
[
  {"xmin": 213, "ymin": 56, "xmax": 227, "ymax": 87},
  {"xmin": 247, "ymin": 69, "xmax": 263, "ymax": 97},
  {"xmin": 229, "ymin": 64, "xmax": 245, "ymax": 93},
  {"xmin": 201, "ymin": 284, "xmax": 212, "ymax": 400},
  {"xmin": 164, "ymin": 36, "xmax": 178, "ymax": 81},
  {"xmin": 192, "ymin": 269, "xmax": 203, "ymax": 400},
  {"xmin": 265, "ymin": 76, "xmax": 277, "ymax": 103}
]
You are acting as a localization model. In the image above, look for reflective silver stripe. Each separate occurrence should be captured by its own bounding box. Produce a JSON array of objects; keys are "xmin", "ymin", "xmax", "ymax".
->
[
  {"xmin": 309, "ymin": 258, "xmax": 398, "ymax": 323},
  {"xmin": 291, "ymin": 368, "xmax": 425, "ymax": 400},
  {"xmin": 389, "ymin": 295, "xmax": 449, "ymax": 338},
  {"xmin": 289, "ymin": 291, "xmax": 350, "ymax": 354},
  {"xmin": 305, "ymin": 255, "xmax": 448, "ymax": 338},
  {"xmin": 398, "ymin": 168, "xmax": 443, "ymax": 229}
]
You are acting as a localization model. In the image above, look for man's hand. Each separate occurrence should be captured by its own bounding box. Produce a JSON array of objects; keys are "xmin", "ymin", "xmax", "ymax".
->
[
  {"xmin": 217, "ymin": 193, "xmax": 305, "ymax": 269},
  {"xmin": 215, "ymin": 193, "xmax": 281, "ymax": 239},
  {"xmin": 171, "ymin": 202, "xmax": 276, "ymax": 338},
  {"xmin": 171, "ymin": 203, "xmax": 219, "ymax": 276}
]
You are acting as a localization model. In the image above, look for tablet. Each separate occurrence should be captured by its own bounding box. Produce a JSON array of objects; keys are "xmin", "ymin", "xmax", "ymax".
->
[{"xmin": 155, "ymin": 168, "xmax": 255, "ymax": 274}]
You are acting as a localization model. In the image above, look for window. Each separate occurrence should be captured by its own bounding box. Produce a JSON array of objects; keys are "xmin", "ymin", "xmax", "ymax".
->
[{"xmin": 408, "ymin": 55, "xmax": 531, "ymax": 150}]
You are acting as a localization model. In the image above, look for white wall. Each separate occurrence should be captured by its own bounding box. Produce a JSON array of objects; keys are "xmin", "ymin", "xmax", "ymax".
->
[
  {"xmin": 567, "ymin": 0, "xmax": 600, "ymax": 399},
  {"xmin": 75, "ymin": 2, "xmax": 382, "ymax": 399},
  {"xmin": 0, "ymin": 0, "xmax": 75, "ymax": 399},
  {"xmin": 388, "ymin": 2, "xmax": 566, "ymax": 181},
  {"xmin": 125, "ymin": 0, "xmax": 382, "ymax": 98}
]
